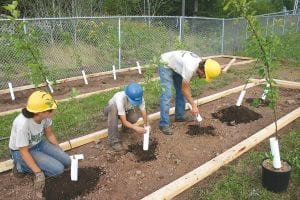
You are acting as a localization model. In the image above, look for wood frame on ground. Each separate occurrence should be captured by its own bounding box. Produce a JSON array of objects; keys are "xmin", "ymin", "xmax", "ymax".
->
[{"xmin": 1, "ymin": 79, "xmax": 298, "ymax": 174}]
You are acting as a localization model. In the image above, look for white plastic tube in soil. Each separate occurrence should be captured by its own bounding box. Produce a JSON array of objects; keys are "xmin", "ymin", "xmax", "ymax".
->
[
  {"xmin": 112, "ymin": 65, "xmax": 117, "ymax": 80},
  {"xmin": 269, "ymin": 137, "xmax": 282, "ymax": 169},
  {"xmin": 143, "ymin": 126, "xmax": 150, "ymax": 151},
  {"xmin": 46, "ymin": 78, "xmax": 54, "ymax": 93},
  {"xmin": 8, "ymin": 82, "xmax": 15, "ymax": 101},
  {"xmin": 236, "ymin": 90, "xmax": 246, "ymax": 106},
  {"xmin": 81, "ymin": 70, "xmax": 88, "ymax": 85},
  {"xmin": 70, "ymin": 154, "xmax": 84, "ymax": 181},
  {"xmin": 136, "ymin": 61, "xmax": 142, "ymax": 74},
  {"xmin": 261, "ymin": 84, "xmax": 270, "ymax": 101},
  {"xmin": 187, "ymin": 103, "xmax": 202, "ymax": 122}
]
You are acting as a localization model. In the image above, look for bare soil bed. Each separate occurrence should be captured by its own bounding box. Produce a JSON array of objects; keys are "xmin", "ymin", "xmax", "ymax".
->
[
  {"xmin": 0, "ymin": 57, "xmax": 239, "ymax": 113},
  {"xmin": 0, "ymin": 84, "xmax": 299, "ymax": 200}
]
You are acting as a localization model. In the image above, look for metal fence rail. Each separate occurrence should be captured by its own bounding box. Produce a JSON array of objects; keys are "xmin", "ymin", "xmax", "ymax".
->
[{"xmin": 0, "ymin": 14, "xmax": 299, "ymax": 90}]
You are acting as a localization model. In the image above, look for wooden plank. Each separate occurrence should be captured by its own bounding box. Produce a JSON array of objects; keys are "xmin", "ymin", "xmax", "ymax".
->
[
  {"xmin": 230, "ymin": 59, "xmax": 257, "ymax": 66},
  {"xmin": 222, "ymin": 58, "xmax": 236, "ymax": 72},
  {"xmin": 250, "ymin": 78, "xmax": 300, "ymax": 89},
  {"xmin": 142, "ymin": 107, "xmax": 300, "ymax": 200},
  {"xmin": 221, "ymin": 55, "xmax": 255, "ymax": 60},
  {"xmin": 0, "ymin": 160, "xmax": 13, "ymax": 173},
  {"xmin": 0, "ymin": 81, "xmax": 261, "ymax": 173}
]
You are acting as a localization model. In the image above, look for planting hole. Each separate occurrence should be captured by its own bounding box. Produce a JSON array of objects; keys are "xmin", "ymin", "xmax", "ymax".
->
[
  {"xmin": 212, "ymin": 105, "xmax": 262, "ymax": 126},
  {"xmin": 185, "ymin": 125, "xmax": 215, "ymax": 136},
  {"xmin": 43, "ymin": 167, "xmax": 104, "ymax": 200},
  {"xmin": 128, "ymin": 139, "xmax": 158, "ymax": 162}
]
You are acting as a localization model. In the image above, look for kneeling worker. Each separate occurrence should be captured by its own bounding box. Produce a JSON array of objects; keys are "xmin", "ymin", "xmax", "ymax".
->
[
  {"xmin": 104, "ymin": 82, "xmax": 149, "ymax": 151},
  {"xmin": 9, "ymin": 91, "xmax": 71, "ymax": 190}
]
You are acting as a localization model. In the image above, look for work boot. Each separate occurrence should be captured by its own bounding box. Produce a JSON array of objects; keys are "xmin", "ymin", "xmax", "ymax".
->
[
  {"xmin": 175, "ymin": 114, "xmax": 195, "ymax": 122},
  {"xmin": 12, "ymin": 163, "xmax": 25, "ymax": 178},
  {"xmin": 111, "ymin": 142, "xmax": 124, "ymax": 152},
  {"xmin": 159, "ymin": 126, "xmax": 173, "ymax": 135}
]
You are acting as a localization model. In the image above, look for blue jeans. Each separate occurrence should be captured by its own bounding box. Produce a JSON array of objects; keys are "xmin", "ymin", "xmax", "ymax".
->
[
  {"xmin": 10, "ymin": 140, "xmax": 71, "ymax": 177},
  {"xmin": 159, "ymin": 66, "xmax": 186, "ymax": 127}
]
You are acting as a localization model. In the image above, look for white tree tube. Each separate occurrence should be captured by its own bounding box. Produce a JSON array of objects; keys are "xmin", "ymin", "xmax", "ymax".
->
[
  {"xmin": 261, "ymin": 84, "xmax": 270, "ymax": 100},
  {"xmin": 46, "ymin": 78, "xmax": 54, "ymax": 93},
  {"xmin": 8, "ymin": 82, "xmax": 15, "ymax": 101},
  {"xmin": 187, "ymin": 103, "xmax": 202, "ymax": 122},
  {"xmin": 269, "ymin": 137, "xmax": 282, "ymax": 169},
  {"xmin": 81, "ymin": 70, "xmax": 88, "ymax": 85},
  {"xmin": 136, "ymin": 61, "xmax": 142, "ymax": 74},
  {"xmin": 70, "ymin": 154, "xmax": 84, "ymax": 181},
  {"xmin": 236, "ymin": 90, "xmax": 246, "ymax": 106},
  {"xmin": 143, "ymin": 126, "xmax": 150, "ymax": 151},
  {"xmin": 112, "ymin": 65, "xmax": 117, "ymax": 80}
]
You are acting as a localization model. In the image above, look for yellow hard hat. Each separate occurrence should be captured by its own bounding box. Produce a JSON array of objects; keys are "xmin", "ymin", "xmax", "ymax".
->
[
  {"xmin": 204, "ymin": 59, "xmax": 221, "ymax": 82},
  {"xmin": 26, "ymin": 91, "xmax": 57, "ymax": 113}
]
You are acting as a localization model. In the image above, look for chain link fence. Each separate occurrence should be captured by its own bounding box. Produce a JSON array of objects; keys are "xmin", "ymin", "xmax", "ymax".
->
[{"xmin": 0, "ymin": 14, "xmax": 299, "ymax": 90}]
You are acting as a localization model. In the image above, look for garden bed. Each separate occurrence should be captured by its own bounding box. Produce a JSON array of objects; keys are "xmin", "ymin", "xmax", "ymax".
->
[
  {"xmin": 0, "ymin": 84, "xmax": 298, "ymax": 200},
  {"xmin": 0, "ymin": 56, "xmax": 246, "ymax": 114}
]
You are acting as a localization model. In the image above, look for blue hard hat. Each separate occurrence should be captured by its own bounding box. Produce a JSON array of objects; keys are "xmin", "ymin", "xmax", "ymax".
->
[{"xmin": 125, "ymin": 82, "xmax": 143, "ymax": 106}]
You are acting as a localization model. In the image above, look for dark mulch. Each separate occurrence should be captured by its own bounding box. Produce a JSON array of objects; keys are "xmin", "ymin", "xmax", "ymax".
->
[
  {"xmin": 212, "ymin": 105, "xmax": 262, "ymax": 126},
  {"xmin": 185, "ymin": 125, "xmax": 216, "ymax": 136},
  {"xmin": 127, "ymin": 139, "xmax": 158, "ymax": 162}
]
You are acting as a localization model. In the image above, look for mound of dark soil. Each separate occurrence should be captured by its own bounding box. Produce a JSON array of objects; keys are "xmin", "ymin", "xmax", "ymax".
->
[
  {"xmin": 43, "ymin": 167, "xmax": 104, "ymax": 200},
  {"xmin": 212, "ymin": 105, "xmax": 262, "ymax": 126},
  {"xmin": 185, "ymin": 125, "xmax": 215, "ymax": 136},
  {"xmin": 128, "ymin": 139, "xmax": 158, "ymax": 162}
]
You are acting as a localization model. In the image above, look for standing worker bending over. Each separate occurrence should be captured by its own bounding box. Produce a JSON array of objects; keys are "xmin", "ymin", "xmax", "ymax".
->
[
  {"xmin": 159, "ymin": 50, "xmax": 221, "ymax": 135},
  {"xmin": 104, "ymin": 82, "xmax": 149, "ymax": 151}
]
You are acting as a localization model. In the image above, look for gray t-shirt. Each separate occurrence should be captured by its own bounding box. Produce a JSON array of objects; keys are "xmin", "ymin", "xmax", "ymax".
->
[
  {"xmin": 9, "ymin": 113, "xmax": 52, "ymax": 150},
  {"xmin": 108, "ymin": 91, "xmax": 146, "ymax": 116},
  {"xmin": 160, "ymin": 50, "xmax": 202, "ymax": 81}
]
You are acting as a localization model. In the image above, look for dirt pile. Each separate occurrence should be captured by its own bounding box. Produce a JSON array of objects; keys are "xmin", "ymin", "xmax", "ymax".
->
[{"xmin": 212, "ymin": 105, "xmax": 262, "ymax": 126}]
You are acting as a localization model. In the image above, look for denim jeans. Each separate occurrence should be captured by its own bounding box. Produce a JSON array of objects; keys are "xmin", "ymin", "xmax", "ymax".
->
[
  {"xmin": 159, "ymin": 66, "xmax": 186, "ymax": 127},
  {"xmin": 10, "ymin": 140, "xmax": 71, "ymax": 177}
]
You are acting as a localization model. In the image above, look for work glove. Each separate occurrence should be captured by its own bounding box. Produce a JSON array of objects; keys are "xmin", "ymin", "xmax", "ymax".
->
[{"xmin": 34, "ymin": 171, "xmax": 45, "ymax": 191}]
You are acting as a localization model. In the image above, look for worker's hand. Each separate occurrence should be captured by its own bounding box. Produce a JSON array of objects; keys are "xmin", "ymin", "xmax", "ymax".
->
[
  {"xmin": 34, "ymin": 171, "xmax": 45, "ymax": 191},
  {"xmin": 191, "ymin": 103, "xmax": 199, "ymax": 116},
  {"xmin": 134, "ymin": 126, "xmax": 146, "ymax": 134}
]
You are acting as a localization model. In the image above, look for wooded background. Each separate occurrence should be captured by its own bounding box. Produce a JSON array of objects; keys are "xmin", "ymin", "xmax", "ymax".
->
[{"xmin": 0, "ymin": 0, "xmax": 296, "ymax": 18}]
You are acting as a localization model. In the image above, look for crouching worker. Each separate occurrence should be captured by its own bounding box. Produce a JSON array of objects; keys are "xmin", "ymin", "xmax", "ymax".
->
[
  {"xmin": 9, "ymin": 91, "xmax": 71, "ymax": 190},
  {"xmin": 104, "ymin": 82, "xmax": 149, "ymax": 152}
]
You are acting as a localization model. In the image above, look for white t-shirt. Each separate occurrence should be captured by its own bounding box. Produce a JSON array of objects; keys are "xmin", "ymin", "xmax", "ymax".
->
[
  {"xmin": 9, "ymin": 113, "xmax": 52, "ymax": 150},
  {"xmin": 160, "ymin": 50, "xmax": 202, "ymax": 81},
  {"xmin": 108, "ymin": 91, "xmax": 146, "ymax": 116}
]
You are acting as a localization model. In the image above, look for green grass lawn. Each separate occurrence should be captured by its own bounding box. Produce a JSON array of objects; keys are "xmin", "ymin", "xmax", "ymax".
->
[{"xmin": 186, "ymin": 124, "xmax": 300, "ymax": 200}]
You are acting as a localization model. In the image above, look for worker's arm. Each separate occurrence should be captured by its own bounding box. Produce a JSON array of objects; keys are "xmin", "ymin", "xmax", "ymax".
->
[
  {"xmin": 181, "ymin": 80, "xmax": 199, "ymax": 115},
  {"xmin": 44, "ymin": 126, "xmax": 59, "ymax": 147},
  {"xmin": 19, "ymin": 146, "xmax": 41, "ymax": 173},
  {"xmin": 119, "ymin": 115, "xmax": 145, "ymax": 134}
]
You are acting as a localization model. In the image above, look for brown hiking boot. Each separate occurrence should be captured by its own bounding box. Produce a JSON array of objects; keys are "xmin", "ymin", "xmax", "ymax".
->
[
  {"xmin": 111, "ymin": 142, "xmax": 124, "ymax": 152},
  {"xmin": 159, "ymin": 126, "xmax": 173, "ymax": 135}
]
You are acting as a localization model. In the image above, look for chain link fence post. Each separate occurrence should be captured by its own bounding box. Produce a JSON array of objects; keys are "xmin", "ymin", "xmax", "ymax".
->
[
  {"xmin": 221, "ymin": 18, "xmax": 225, "ymax": 54},
  {"xmin": 118, "ymin": 17, "xmax": 121, "ymax": 69},
  {"xmin": 297, "ymin": 13, "xmax": 300, "ymax": 32}
]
